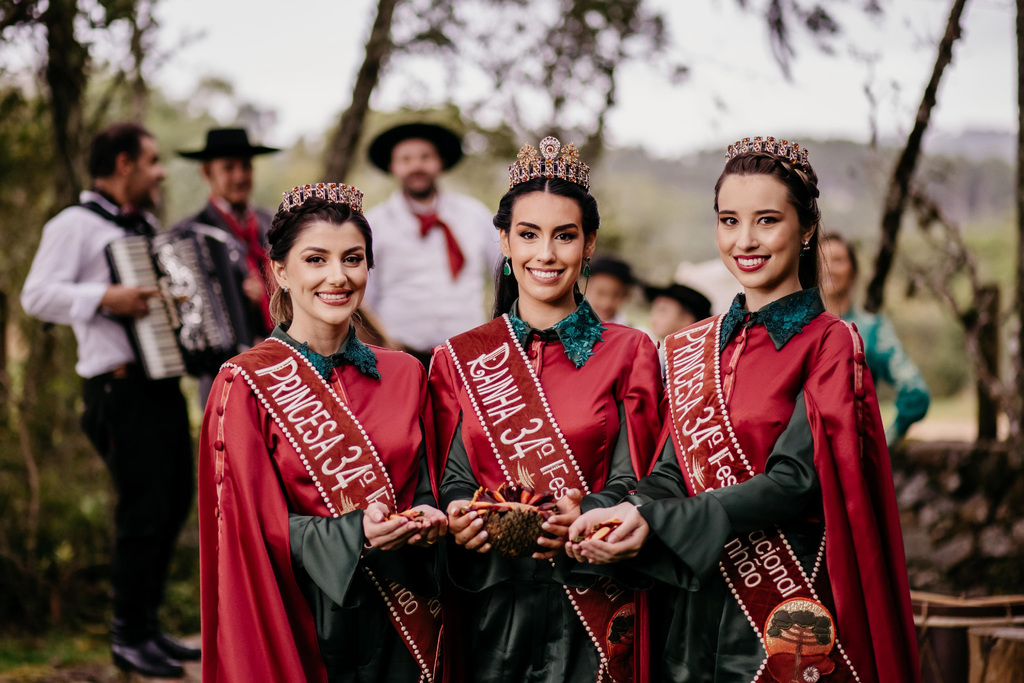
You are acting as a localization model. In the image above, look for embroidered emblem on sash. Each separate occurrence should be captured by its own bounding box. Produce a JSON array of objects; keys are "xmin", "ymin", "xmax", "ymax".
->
[
  {"xmin": 224, "ymin": 339, "xmax": 441, "ymax": 681},
  {"xmin": 664, "ymin": 317, "xmax": 860, "ymax": 683},
  {"xmin": 447, "ymin": 316, "xmax": 635, "ymax": 683},
  {"xmin": 764, "ymin": 598, "xmax": 837, "ymax": 683}
]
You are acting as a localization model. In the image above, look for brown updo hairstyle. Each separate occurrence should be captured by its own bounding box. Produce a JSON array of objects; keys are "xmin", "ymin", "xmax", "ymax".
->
[
  {"xmin": 491, "ymin": 177, "xmax": 600, "ymax": 319},
  {"xmin": 713, "ymin": 151, "xmax": 822, "ymax": 289},
  {"xmin": 266, "ymin": 197, "xmax": 374, "ymax": 326}
]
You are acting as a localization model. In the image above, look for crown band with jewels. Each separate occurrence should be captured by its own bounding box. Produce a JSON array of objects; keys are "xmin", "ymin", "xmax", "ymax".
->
[
  {"xmin": 508, "ymin": 136, "xmax": 590, "ymax": 191},
  {"xmin": 281, "ymin": 182, "xmax": 364, "ymax": 213},
  {"xmin": 726, "ymin": 136, "xmax": 811, "ymax": 173}
]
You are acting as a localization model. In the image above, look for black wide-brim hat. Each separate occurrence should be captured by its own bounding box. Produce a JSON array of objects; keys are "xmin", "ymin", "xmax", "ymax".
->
[
  {"xmin": 368, "ymin": 122, "xmax": 463, "ymax": 172},
  {"xmin": 177, "ymin": 128, "xmax": 280, "ymax": 160},
  {"xmin": 644, "ymin": 282, "xmax": 713, "ymax": 322}
]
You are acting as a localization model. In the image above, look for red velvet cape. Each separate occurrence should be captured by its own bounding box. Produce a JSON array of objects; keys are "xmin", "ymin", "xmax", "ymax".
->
[{"xmin": 198, "ymin": 340, "xmax": 430, "ymax": 682}]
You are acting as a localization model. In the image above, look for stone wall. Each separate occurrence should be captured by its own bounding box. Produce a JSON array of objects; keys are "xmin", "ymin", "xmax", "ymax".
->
[{"xmin": 893, "ymin": 441, "xmax": 1024, "ymax": 595}]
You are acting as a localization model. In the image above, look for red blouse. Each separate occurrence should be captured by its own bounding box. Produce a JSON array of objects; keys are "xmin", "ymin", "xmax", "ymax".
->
[{"xmin": 430, "ymin": 322, "xmax": 664, "ymax": 494}]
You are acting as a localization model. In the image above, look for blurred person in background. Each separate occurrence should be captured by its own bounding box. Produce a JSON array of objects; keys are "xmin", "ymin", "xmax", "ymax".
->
[
  {"xmin": 176, "ymin": 127, "xmax": 280, "ymax": 403},
  {"xmin": 21, "ymin": 122, "xmax": 197, "ymax": 678},
  {"xmin": 363, "ymin": 122, "xmax": 500, "ymax": 366},
  {"xmin": 674, "ymin": 258, "xmax": 738, "ymax": 316},
  {"xmin": 587, "ymin": 255, "xmax": 637, "ymax": 324},
  {"xmin": 820, "ymin": 233, "xmax": 930, "ymax": 447},
  {"xmin": 643, "ymin": 282, "xmax": 712, "ymax": 374},
  {"xmin": 644, "ymin": 282, "xmax": 712, "ymax": 340}
]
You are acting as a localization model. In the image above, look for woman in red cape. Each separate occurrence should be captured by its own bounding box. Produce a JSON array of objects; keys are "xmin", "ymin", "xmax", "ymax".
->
[
  {"xmin": 429, "ymin": 137, "xmax": 663, "ymax": 682},
  {"xmin": 198, "ymin": 184, "xmax": 447, "ymax": 682},
  {"xmin": 568, "ymin": 138, "xmax": 920, "ymax": 683}
]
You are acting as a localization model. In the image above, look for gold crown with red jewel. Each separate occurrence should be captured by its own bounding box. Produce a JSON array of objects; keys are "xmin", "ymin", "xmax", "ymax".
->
[
  {"xmin": 726, "ymin": 136, "xmax": 811, "ymax": 173},
  {"xmin": 508, "ymin": 136, "xmax": 590, "ymax": 191},
  {"xmin": 281, "ymin": 182, "xmax": 364, "ymax": 213}
]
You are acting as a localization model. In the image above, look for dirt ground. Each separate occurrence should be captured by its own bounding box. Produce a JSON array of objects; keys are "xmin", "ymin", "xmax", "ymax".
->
[{"xmin": 0, "ymin": 638, "xmax": 201, "ymax": 683}]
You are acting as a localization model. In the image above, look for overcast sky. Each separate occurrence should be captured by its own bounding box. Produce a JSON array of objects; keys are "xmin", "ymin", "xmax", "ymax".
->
[{"xmin": 147, "ymin": 0, "xmax": 1015, "ymax": 157}]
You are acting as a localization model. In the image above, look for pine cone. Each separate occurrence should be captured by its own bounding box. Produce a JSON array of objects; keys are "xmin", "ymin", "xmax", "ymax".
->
[{"xmin": 460, "ymin": 484, "xmax": 558, "ymax": 557}]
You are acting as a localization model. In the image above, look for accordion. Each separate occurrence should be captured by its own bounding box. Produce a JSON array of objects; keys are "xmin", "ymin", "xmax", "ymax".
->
[{"xmin": 105, "ymin": 228, "xmax": 254, "ymax": 380}]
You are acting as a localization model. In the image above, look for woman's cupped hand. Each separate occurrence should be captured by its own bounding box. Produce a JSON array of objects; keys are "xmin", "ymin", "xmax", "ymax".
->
[{"xmin": 363, "ymin": 502, "xmax": 449, "ymax": 551}]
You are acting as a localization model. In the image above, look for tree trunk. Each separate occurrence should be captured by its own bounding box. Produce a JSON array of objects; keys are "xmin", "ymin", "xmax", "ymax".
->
[
  {"xmin": 974, "ymin": 286, "xmax": 1000, "ymax": 440},
  {"xmin": 323, "ymin": 0, "xmax": 401, "ymax": 181},
  {"xmin": 864, "ymin": 0, "xmax": 968, "ymax": 313},
  {"xmin": 0, "ymin": 291, "xmax": 7, "ymax": 419},
  {"xmin": 43, "ymin": 0, "xmax": 89, "ymax": 208},
  {"xmin": 128, "ymin": 1, "xmax": 152, "ymax": 123},
  {"xmin": 1016, "ymin": 0, "xmax": 1024, "ymax": 445}
]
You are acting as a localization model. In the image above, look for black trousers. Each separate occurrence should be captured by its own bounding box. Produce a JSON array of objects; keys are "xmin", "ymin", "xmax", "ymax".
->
[{"xmin": 81, "ymin": 369, "xmax": 193, "ymax": 639}]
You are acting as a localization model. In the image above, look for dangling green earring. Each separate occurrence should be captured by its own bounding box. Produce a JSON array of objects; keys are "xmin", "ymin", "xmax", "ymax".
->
[
  {"xmin": 583, "ymin": 258, "xmax": 591, "ymax": 278},
  {"xmin": 502, "ymin": 257, "xmax": 511, "ymax": 276}
]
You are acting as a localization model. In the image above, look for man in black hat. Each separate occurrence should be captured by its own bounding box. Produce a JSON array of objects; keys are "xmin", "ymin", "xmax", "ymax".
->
[
  {"xmin": 644, "ymin": 282, "xmax": 713, "ymax": 374},
  {"xmin": 645, "ymin": 282, "xmax": 712, "ymax": 339},
  {"xmin": 175, "ymin": 128, "xmax": 280, "ymax": 400},
  {"xmin": 363, "ymin": 122, "xmax": 500, "ymax": 364}
]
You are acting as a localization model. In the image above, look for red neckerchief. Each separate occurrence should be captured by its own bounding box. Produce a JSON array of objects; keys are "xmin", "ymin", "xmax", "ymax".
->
[
  {"xmin": 415, "ymin": 210, "xmax": 465, "ymax": 279},
  {"xmin": 211, "ymin": 198, "xmax": 273, "ymax": 333}
]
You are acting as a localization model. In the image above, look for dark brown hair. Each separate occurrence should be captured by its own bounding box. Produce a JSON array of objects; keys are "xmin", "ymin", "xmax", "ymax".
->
[
  {"xmin": 267, "ymin": 198, "xmax": 374, "ymax": 325},
  {"xmin": 821, "ymin": 232, "xmax": 859, "ymax": 277},
  {"xmin": 713, "ymin": 152, "xmax": 822, "ymax": 289},
  {"xmin": 89, "ymin": 122, "xmax": 153, "ymax": 179},
  {"xmin": 491, "ymin": 177, "xmax": 600, "ymax": 319}
]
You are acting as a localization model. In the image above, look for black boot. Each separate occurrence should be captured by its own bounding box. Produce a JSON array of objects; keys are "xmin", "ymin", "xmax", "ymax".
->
[
  {"xmin": 111, "ymin": 618, "xmax": 185, "ymax": 678},
  {"xmin": 154, "ymin": 631, "xmax": 201, "ymax": 662},
  {"xmin": 146, "ymin": 608, "xmax": 201, "ymax": 661}
]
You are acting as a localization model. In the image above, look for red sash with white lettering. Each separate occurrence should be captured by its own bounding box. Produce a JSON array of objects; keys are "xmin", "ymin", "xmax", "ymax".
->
[
  {"xmin": 224, "ymin": 338, "xmax": 442, "ymax": 682},
  {"xmin": 664, "ymin": 317, "xmax": 860, "ymax": 683},
  {"xmin": 446, "ymin": 316, "xmax": 636, "ymax": 683}
]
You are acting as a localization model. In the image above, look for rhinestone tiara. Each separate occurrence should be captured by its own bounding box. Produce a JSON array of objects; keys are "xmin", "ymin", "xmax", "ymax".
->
[
  {"xmin": 726, "ymin": 136, "xmax": 811, "ymax": 173},
  {"xmin": 281, "ymin": 182, "xmax": 364, "ymax": 213},
  {"xmin": 508, "ymin": 136, "xmax": 590, "ymax": 191}
]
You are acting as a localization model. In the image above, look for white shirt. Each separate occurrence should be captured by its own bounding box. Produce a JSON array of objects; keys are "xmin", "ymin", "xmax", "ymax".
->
[
  {"xmin": 21, "ymin": 191, "xmax": 139, "ymax": 378},
  {"xmin": 364, "ymin": 190, "xmax": 501, "ymax": 350}
]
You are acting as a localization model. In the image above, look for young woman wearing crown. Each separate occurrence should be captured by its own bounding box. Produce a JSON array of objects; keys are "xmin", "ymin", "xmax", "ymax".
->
[
  {"xmin": 198, "ymin": 183, "xmax": 448, "ymax": 682},
  {"xmin": 428, "ymin": 137, "xmax": 664, "ymax": 683},
  {"xmin": 566, "ymin": 138, "xmax": 920, "ymax": 683}
]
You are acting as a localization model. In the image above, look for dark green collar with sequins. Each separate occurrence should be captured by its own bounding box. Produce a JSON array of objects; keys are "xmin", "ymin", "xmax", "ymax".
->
[
  {"xmin": 272, "ymin": 324, "xmax": 381, "ymax": 380},
  {"xmin": 719, "ymin": 288, "xmax": 825, "ymax": 352},
  {"xmin": 507, "ymin": 298, "xmax": 606, "ymax": 368}
]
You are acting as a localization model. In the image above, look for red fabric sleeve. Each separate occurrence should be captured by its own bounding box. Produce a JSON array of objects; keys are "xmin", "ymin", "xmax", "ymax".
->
[
  {"xmin": 803, "ymin": 320, "xmax": 920, "ymax": 683},
  {"xmin": 199, "ymin": 368, "xmax": 328, "ymax": 683},
  {"xmin": 426, "ymin": 346, "xmax": 461, "ymax": 492},
  {"xmin": 419, "ymin": 354, "xmax": 441, "ymax": 504},
  {"xmin": 621, "ymin": 332, "xmax": 666, "ymax": 478}
]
